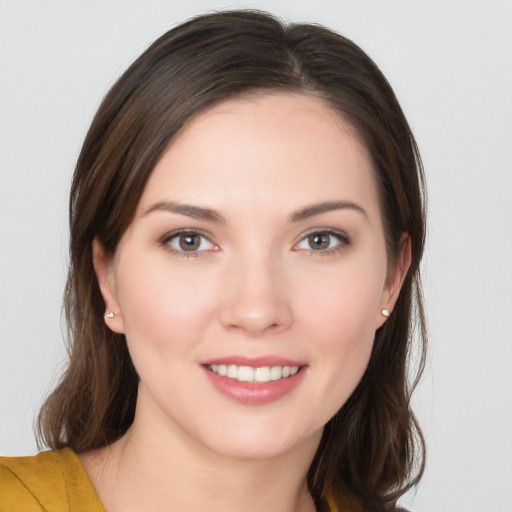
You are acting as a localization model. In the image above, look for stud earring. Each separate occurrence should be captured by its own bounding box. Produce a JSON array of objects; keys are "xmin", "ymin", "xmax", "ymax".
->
[
  {"xmin": 381, "ymin": 308, "xmax": 390, "ymax": 317},
  {"xmin": 106, "ymin": 312, "xmax": 115, "ymax": 319}
]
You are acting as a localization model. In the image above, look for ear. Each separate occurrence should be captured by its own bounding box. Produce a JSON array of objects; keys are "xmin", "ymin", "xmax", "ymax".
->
[
  {"xmin": 92, "ymin": 238, "xmax": 125, "ymax": 334},
  {"xmin": 376, "ymin": 233, "xmax": 412, "ymax": 328}
]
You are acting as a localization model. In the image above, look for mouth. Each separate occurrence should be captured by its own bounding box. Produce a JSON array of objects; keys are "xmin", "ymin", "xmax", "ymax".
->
[
  {"xmin": 205, "ymin": 364, "xmax": 301, "ymax": 383},
  {"xmin": 201, "ymin": 358, "xmax": 307, "ymax": 405}
]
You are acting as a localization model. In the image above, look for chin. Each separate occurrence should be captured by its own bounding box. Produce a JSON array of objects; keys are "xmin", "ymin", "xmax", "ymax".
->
[{"xmin": 193, "ymin": 418, "xmax": 323, "ymax": 462}]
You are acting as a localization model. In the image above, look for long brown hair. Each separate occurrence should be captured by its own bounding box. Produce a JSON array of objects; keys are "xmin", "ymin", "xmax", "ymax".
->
[{"xmin": 37, "ymin": 10, "xmax": 427, "ymax": 511}]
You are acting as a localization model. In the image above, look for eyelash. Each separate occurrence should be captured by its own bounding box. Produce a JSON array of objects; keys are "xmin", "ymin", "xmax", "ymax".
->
[
  {"xmin": 158, "ymin": 229, "xmax": 216, "ymax": 258},
  {"xmin": 294, "ymin": 229, "xmax": 350, "ymax": 256},
  {"xmin": 158, "ymin": 228, "xmax": 350, "ymax": 258}
]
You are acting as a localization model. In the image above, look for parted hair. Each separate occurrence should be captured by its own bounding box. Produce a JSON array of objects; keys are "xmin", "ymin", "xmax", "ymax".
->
[{"xmin": 37, "ymin": 10, "xmax": 427, "ymax": 512}]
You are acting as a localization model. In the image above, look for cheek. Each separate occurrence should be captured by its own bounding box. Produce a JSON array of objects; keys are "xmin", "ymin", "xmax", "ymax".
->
[
  {"xmin": 299, "ymin": 258, "xmax": 385, "ymax": 343},
  {"xmin": 114, "ymin": 256, "xmax": 219, "ymax": 358},
  {"xmin": 308, "ymin": 285, "xmax": 377, "ymax": 376},
  {"xmin": 296, "ymin": 260, "xmax": 385, "ymax": 402}
]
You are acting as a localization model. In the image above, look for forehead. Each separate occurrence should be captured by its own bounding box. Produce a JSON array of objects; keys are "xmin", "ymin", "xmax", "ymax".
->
[{"xmin": 139, "ymin": 93, "xmax": 379, "ymax": 218}]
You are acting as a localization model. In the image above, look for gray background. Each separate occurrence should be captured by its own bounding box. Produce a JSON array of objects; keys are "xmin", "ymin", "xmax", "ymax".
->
[{"xmin": 1, "ymin": 1, "xmax": 511, "ymax": 510}]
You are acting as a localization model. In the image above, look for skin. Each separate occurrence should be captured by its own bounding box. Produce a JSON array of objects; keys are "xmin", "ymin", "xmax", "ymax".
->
[{"xmin": 84, "ymin": 93, "xmax": 410, "ymax": 512}]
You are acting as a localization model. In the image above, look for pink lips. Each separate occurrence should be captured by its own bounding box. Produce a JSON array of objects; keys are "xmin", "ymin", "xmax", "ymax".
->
[{"xmin": 201, "ymin": 356, "xmax": 307, "ymax": 405}]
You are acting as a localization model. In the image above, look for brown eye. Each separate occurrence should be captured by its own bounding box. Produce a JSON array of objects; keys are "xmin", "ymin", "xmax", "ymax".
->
[
  {"xmin": 179, "ymin": 234, "xmax": 201, "ymax": 251},
  {"xmin": 308, "ymin": 232, "xmax": 330, "ymax": 250},
  {"xmin": 294, "ymin": 230, "xmax": 349, "ymax": 254},
  {"xmin": 163, "ymin": 231, "xmax": 215, "ymax": 254}
]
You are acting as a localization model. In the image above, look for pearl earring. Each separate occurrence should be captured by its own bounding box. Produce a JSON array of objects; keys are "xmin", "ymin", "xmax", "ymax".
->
[{"xmin": 381, "ymin": 308, "xmax": 390, "ymax": 317}]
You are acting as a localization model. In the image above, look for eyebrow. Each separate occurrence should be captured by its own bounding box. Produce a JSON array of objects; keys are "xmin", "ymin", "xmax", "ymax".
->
[
  {"xmin": 143, "ymin": 199, "xmax": 367, "ymax": 224},
  {"xmin": 289, "ymin": 200, "xmax": 368, "ymax": 222},
  {"xmin": 143, "ymin": 201, "xmax": 227, "ymax": 224}
]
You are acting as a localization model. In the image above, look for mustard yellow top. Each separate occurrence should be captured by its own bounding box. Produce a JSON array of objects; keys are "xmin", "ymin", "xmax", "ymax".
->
[
  {"xmin": 0, "ymin": 448, "xmax": 105, "ymax": 512},
  {"xmin": 0, "ymin": 449, "xmax": 343, "ymax": 512}
]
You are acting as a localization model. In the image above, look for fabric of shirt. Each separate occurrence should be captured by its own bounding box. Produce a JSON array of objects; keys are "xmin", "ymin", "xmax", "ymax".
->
[
  {"xmin": 0, "ymin": 448, "xmax": 105, "ymax": 512},
  {"xmin": 0, "ymin": 448, "xmax": 344, "ymax": 512}
]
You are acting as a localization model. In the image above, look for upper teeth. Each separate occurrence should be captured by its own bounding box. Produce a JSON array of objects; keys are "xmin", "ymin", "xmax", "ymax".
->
[{"xmin": 209, "ymin": 364, "xmax": 299, "ymax": 383}]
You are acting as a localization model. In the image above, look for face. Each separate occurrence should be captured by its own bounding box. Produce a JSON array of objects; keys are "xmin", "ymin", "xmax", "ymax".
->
[{"xmin": 95, "ymin": 93, "xmax": 408, "ymax": 460}]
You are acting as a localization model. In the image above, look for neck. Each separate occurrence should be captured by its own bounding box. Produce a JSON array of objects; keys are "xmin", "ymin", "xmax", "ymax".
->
[{"xmin": 83, "ymin": 397, "xmax": 321, "ymax": 512}]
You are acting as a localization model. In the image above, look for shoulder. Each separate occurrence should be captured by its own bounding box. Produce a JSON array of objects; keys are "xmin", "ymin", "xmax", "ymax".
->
[
  {"xmin": 0, "ymin": 449, "xmax": 67, "ymax": 511},
  {"xmin": 0, "ymin": 465, "xmax": 43, "ymax": 511},
  {"xmin": 0, "ymin": 448, "xmax": 104, "ymax": 512}
]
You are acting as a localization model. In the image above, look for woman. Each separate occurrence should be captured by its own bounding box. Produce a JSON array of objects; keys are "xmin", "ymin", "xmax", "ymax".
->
[{"xmin": 0, "ymin": 10, "xmax": 426, "ymax": 512}]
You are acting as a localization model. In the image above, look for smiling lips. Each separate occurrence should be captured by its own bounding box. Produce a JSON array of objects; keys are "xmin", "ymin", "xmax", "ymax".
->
[
  {"xmin": 202, "ymin": 358, "xmax": 307, "ymax": 405},
  {"xmin": 208, "ymin": 364, "xmax": 300, "ymax": 383}
]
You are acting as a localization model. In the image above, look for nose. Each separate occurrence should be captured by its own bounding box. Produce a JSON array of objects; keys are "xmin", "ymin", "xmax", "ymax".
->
[{"xmin": 218, "ymin": 254, "xmax": 293, "ymax": 337}]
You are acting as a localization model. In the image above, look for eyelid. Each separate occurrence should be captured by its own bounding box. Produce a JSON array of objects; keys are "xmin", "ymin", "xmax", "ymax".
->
[
  {"xmin": 158, "ymin": 227, "xmax": 349, "ymax": 256},
  {"xmin": 293, "ymin": 228, "xmax": 350, "ymax": 252},
  {"xmin": 158, "ymin": 228, "xmax": 218, "ymax": 254}
]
